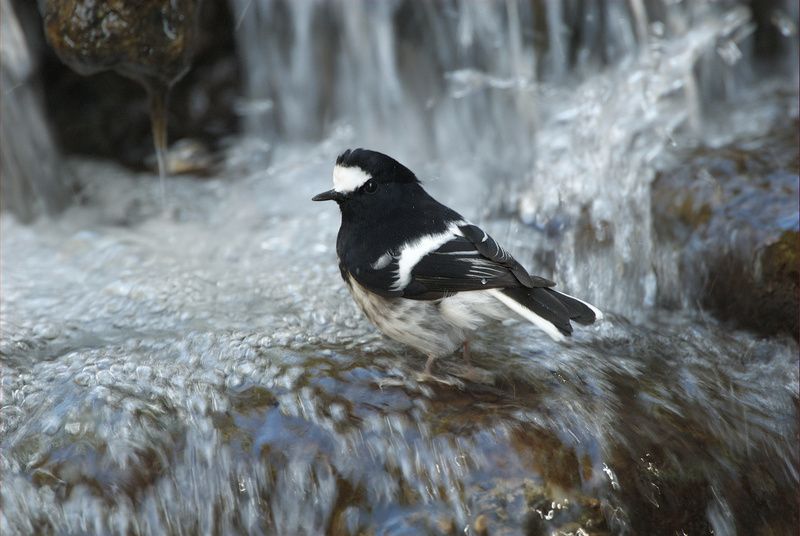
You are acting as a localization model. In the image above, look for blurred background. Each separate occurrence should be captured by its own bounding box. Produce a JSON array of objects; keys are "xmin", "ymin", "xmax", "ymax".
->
[{"xmin": 1, "ymin": 1, "xmax": 798, "ymax": 535}]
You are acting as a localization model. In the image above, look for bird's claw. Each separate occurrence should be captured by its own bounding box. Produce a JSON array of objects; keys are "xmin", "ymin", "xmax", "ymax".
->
[{"xmin": 413, "ymin": 371, "xmax": 464, "ymax": 388}]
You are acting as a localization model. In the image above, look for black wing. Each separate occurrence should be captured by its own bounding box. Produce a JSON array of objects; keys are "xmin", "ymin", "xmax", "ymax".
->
[{"xmin": 401, "ymin": 223, "xmax": 554, "ymax": 300}]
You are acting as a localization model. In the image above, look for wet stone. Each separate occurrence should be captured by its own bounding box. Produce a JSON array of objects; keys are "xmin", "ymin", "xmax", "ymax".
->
[
  {"xmin": 1, "ymin": 137, "xmax": 797, "ymax": 534},
  {"xmin": 37, "ymin": 0, "xmax": 240, "ymax": 171},
  {"xmin": 43, "ymin": 0, "xmax": 200, "ymax": 86},
  {"xmin": 652, "ymin": 115, "xmax": 800, "ymax": 337}
]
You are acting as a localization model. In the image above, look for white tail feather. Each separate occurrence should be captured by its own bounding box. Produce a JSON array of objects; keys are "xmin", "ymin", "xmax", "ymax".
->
[{"xmin": 487, "ymin": 289, "xmax": 566, "ymax": 341}]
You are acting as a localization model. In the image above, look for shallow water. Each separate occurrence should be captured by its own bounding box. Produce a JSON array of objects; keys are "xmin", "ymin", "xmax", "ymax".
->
[
  {"xmin": 2, "ymin": 0, "xmax": 799, "ymax": 534},
  {"xmin": 2, "ymin": 132, "xmax": 797, "ymax": 534}
]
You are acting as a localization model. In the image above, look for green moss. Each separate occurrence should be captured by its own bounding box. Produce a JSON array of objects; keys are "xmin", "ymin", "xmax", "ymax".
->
[{"xmin": 763, "ymin": 230, "xmax": 800, "ymax": 281}]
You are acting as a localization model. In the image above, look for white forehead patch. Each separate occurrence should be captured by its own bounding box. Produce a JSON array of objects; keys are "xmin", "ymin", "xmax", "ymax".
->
[{"xmin": 333, "ymin": 165, "xmax": 371, "ymax": 193}]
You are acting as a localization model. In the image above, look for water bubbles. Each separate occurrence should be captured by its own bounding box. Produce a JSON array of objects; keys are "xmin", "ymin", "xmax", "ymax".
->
[
  {"xmin": 2, "ymin": 1, "xmax": 798, "ymax": 533},
  {"xmin": 135, "ymin": 365, "xmax": 153, "ymax": 380},
  {"xmin": 64, "ymin": 421, "xmax": 82, "ymax": 435},
  {"xmin": 225, "ymin": 374, "xmax": 244, "ymax": 389}
]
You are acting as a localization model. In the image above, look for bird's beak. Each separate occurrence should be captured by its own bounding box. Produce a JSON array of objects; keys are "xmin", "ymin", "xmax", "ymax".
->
[{"xmin": 312, "ymin": 189, "xmax": 342, "ymax": 202}]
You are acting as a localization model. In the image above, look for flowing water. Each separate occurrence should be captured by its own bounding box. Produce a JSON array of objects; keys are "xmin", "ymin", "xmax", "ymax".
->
[
  {"xmin": 146, "ymin": 83, "xmax": 171, "ymax": 212},
  {"xmin": 2, "ymin": 1, "xmax": 799, "ymax": 535}
]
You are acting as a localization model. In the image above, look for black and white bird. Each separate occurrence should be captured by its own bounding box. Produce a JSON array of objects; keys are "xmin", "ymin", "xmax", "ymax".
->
[{"xmin": 313, "ymin": 148, "xmax": 602, "ymax": 375}]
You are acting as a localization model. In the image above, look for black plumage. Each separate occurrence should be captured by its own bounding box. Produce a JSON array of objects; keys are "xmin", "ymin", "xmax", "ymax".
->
[{"xmin": 313, "ymin": 148, "xmax": 602, "ymax": 372}]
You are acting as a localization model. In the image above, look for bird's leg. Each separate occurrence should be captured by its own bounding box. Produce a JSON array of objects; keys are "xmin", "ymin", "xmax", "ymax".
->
[
  {"xmin": 455, "ymin": 340, "xmax": 494, "ymax": 384},
  {"xmin": 462, "ymin": 341, "xmax": 471, "ymax": 366},
  {"xmin": 424, "ymin": 355, "xmax": 436, "ymax": 376},
  {"xmin": 416, "ymin": 355, "xmax": 462, "ymax": 386}
]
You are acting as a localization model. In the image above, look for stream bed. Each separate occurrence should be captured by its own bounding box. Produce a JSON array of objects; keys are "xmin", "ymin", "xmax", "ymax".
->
[
  {"xmin": 2, "ymin": 118, "xmax": 797, "ymax": 534},
  {"xmin": 2, "ymin": 1, "xmax": 799, "ymax": 534}
]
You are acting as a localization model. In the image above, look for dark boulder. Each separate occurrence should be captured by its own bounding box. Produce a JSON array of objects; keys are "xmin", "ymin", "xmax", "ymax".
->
[
  {"xmin": 39, "ymin": 0, "xmax": 239, "ymax": 169},
  {"xmin": 653, "ymin": 114, "xmax": 799, "ymax": 338}
]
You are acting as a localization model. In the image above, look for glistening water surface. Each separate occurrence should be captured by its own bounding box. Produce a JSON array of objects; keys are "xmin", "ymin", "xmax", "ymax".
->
[
  {"xmin": 2, "ymin": 1, "xmax": 799, "ymax": 535},
  {"xmin": 3, "ymin": 130, "xmax": 797, "ymax": 534}
]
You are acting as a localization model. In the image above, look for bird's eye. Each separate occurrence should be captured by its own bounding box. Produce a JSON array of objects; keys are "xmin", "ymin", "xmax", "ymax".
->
[{"xmin": 364, "ymin": 179, "xmax": 378, "ymax": 194}]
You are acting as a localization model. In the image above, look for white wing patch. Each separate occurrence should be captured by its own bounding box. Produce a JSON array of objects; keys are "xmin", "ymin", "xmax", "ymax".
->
[
  {"xmin": 392, "ymin": 221, "xmax": 465, "ymax": 291},
  {"xmin": 333, "ymin": 165, "xmax": 371, "ymax": 193}
]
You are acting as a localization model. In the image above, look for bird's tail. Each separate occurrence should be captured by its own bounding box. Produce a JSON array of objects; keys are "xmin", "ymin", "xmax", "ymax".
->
[{"xmin": 487, "ymin": 287, "xmax": 603, "ymax": 341}]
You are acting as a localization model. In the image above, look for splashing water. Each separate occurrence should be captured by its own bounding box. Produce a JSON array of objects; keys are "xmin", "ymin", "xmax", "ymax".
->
[{"xmin": 2, "ymin": 1, "xmax": 798, "ymax": 534}]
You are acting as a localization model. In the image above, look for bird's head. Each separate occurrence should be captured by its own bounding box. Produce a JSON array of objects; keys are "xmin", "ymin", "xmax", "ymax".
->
[{"xmin": 312, "ymin": 149, "xmax": 420, "ymax": 209}]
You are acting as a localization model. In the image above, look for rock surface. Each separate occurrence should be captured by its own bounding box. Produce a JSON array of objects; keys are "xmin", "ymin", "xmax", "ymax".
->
[
  {"xmin": 1, "ymin": 153, "xmax": 796, "ymax": 535},
  {"xmin": 653, "ymin": 114, "xmax": 799, "ymax": 338},
  {"xmin": 38, "ymin": 0, "xmax": 240, "ymax": 169},
  {"xmin": 43, "ymin": 0, "xmax": 199, "ymax": 85}
]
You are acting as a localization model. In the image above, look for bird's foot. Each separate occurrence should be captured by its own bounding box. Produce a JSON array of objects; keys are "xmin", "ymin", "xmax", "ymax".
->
[
  {"xmin": 462, "ymin": 341, "xmax": 471, "ymax": 366},
  {"xmin": 376, "ymin": 377, "xmax": 408, "ymax": 389},
  {"xmin": 412, "ymin": 355, "xmax": 464, "ymax": 386},
  {"xmin": 413, "ymin": 370, "xmax": 464, "ymax": 387},
  {"xmin": 424, "ymin": 355, "xmax": 437, "ymax": 376},
  {"xmin": 455, "ymin": 342, "xmax": 494, "ymax": 384},
  {"xmin": 450, "ymin": 364, "xmax": 495, "ymax": 385}
]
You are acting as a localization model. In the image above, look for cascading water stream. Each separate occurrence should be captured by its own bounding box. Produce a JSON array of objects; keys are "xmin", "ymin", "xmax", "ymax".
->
[
  {"xmin": 229, "ymin": 0, "xmax": 793, "ymax": 314},
  {"xmin": 1, "ymin": 1, "xmax": 798, "ymax": 534}
]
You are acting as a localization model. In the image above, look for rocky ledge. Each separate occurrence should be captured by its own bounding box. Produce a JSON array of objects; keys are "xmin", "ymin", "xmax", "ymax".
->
[{"xmin": 653, "ymin": 114, "xmax": 799, "ymax": 339}]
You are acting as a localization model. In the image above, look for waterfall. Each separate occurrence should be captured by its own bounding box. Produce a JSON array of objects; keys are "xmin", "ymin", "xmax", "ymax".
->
[
  {"xmin": 0, "ymin": 0, "xmax": 70, "ymax": 222},
  {"xmin": 229, "ymin": 0, "xmax": 797, "ymax": 314},
  {"xmin": 1, "ymin": 3, "xmax": 798, "ymax": 534}
]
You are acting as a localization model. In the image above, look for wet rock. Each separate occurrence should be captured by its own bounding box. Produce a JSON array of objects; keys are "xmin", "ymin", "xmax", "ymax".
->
[
  {"xmin": 145, "ymin": 138, "xmax": 217, "ymax": 176},
  {"xmin": 653, "ymin": 115, "xmax": 799, "ymax": 338},
  {"xmin": 43, "ymin": 0, "xmax": 199, "ymax": 85},
  {"xmin": 38, "ymin": 0, "xmax": 239, "ymax": 169},
  {"xmin": 466, "ymin": 475, "xmax": 608, "ymax": 536},
  {"xmin": 705, "ymin": 229, "xmax": 798, "ymax": 337},
  {"xmin": 473, "ymin": 513, "xmax": 489, "ymax": 535},
  {"xmin": 42, "ymin": 0, "xmax": 202, "ymax": 175},
  {"xmin": 435, "ymin": 515, "xmax": 457, "ymax": 535}
]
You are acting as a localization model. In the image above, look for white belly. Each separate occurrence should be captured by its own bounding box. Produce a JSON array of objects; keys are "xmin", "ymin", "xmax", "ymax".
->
[{"xmin": 344, "ymin": 275, "xmax": 506, "ymax": 357}]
